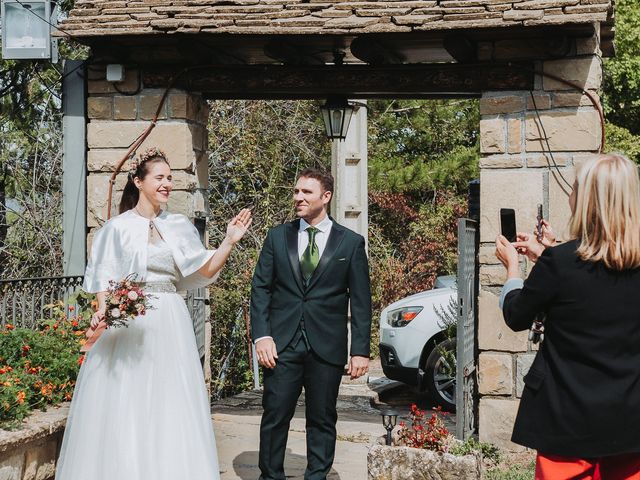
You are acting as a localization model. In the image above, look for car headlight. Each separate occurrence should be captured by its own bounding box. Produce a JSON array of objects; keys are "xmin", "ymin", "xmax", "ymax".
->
[{"xmin": 387, "ymin": 306, "xmax": 423, "ymax": 327}]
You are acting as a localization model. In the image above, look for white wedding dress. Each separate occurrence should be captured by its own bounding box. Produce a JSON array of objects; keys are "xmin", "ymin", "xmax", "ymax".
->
[{"xmin": 56, "ymin": 239, "xmax": 220, "ymax": 480}]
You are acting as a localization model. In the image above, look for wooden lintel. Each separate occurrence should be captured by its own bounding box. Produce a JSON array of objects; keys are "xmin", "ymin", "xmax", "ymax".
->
[{"xmin": 143, "ymin": 63, "xmax": 534, "ymax": 99}]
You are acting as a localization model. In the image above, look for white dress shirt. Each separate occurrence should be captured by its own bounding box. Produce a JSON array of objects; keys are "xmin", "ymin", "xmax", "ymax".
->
[
  {"xmin": 298, "ymin": 215, "xmax": 333, "ymax": 259},
  {"xmin": 499, "ymin": 278, "xmax": 525, "ymax": 309},
  {"xmin": 254, "ymin": 215, "xmax": 333, "ymax": 345}
]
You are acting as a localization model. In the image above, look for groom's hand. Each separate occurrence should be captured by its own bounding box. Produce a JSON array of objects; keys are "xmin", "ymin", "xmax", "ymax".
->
[
  {"xmin": 255, "ymin": 338, "xmax": 278, "ymax": 369},
  {"xmin": 347, "ymin": 356, "xmax": 369, "ymax": 380}
]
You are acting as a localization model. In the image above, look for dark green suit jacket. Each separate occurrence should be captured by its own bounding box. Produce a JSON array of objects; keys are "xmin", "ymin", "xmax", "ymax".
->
[{"xmin": 250, "ymin": 219, "xmax": 372, "ymax": 366}]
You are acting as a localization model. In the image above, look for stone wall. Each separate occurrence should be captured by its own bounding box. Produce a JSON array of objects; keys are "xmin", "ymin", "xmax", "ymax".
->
[
  {"xmin": 86, "ymin": 65, "xmax": 209, "ymax": 229},
  {"xmin": 476, "ymin": 34, "xmax": 603, "ymax": 449},
  {"xmin": 0, "ymin": 405, "xmax": 69, "ymax": 480}
]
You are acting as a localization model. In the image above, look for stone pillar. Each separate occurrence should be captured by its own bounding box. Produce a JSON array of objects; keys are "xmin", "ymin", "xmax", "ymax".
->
[
  {"xmin": 85, "ymin": 67, "xmax": 209, "ymax": 226},
  {"xmin": 477, "ymin": 39, "xmax": 602, "ymax": 448},
  {"xmin": 330, "ymin": 102, "xmax": 368, "ymax": 242},
  {"xmin": 84, "ymin": 64, "xmax": 212, "ymax": 384}
]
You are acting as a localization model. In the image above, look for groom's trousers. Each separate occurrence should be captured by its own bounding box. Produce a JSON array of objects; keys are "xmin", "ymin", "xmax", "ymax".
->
[{"xmin": 258, "ymin": 326, "xmax": 344, "ymax": 480}]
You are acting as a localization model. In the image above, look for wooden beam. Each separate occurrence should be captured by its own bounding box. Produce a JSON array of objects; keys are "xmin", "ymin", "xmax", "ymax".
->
[
  {"xmin": 443, "ymin": 34, "xmax": 477, "ymax": 63},
  {"xmin": 143, "ymin": 63, "xmax": 534, "ymax": 99},
  {"xmin": 263, "ymin": 38, "xmax": 328, "ymax": 65},
  {"xmin": 350, "ymin": 37, "xmax": 407, "ymax": 65}
]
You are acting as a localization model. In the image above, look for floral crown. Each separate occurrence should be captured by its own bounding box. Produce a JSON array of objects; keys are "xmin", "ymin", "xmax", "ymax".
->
[{"xmin": 129, "ymin": 147, "xmax": 168, "ymax": 174}]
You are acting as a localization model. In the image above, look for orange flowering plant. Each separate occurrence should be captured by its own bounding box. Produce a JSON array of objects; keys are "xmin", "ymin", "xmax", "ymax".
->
[{"xmin": 0, "ymin": 291, "xmax": 92, "ymax": 429}]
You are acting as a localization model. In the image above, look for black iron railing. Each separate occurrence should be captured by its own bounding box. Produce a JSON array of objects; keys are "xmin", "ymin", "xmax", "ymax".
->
[{"xmin": 0, "ymin": 276, "xmax": 84, "ymax": 328}]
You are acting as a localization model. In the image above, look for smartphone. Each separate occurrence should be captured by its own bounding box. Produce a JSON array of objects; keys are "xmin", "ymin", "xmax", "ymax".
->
[{"xmin": 500, "ymin": 208, "xmax": 517, "ymax": 243}]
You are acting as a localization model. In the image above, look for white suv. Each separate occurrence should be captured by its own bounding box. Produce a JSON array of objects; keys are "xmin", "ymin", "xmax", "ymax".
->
[{"xmin": 379, "ymin": 276, "xmax": 457, "ymax": 411}]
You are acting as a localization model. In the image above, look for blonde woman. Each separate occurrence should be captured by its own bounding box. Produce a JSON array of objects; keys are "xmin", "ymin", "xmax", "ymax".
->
[{"xmin": 495, "ymin": 154, "xmax": 640, "ymax": 480}]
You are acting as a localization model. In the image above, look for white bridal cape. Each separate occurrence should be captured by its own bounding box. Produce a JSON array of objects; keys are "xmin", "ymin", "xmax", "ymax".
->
[
  {"xmin": 56, "ymin": 209, "xmax": 221, "ymax": 480},
  {"xmin": 83, "ymin": 209, "xmax": 219, "ymax": 293}
]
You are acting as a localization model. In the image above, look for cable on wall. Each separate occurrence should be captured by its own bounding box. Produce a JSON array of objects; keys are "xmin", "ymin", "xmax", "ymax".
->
[{"xmin": 513, "ymin": 61, "xmax": 607, "ymax": 196}]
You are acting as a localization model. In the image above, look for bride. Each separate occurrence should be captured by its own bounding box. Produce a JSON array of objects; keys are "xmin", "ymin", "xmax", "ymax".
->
[{"xmin": 56, "ymin": 147, "xmax": 251, "ymax": 480}]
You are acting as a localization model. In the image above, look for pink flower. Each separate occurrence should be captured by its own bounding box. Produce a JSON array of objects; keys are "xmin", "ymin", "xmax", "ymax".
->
[{"xmin": 128, "ymin": 291, "xmax": 139, "ymax": 301}]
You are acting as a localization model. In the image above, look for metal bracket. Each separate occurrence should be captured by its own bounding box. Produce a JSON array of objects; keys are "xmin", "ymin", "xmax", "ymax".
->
[{"xmin": 193, "ymin": 297, "xmax": 210, "ymax": 305}]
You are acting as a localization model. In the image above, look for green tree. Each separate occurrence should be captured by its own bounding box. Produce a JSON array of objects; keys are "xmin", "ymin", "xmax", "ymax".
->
[
  {"xmin": 0, "ymin": 61, "xmax": 65, "ymax": 276},
  {"xmin": 601, "ymin": 0, "xmax": 640, "ymax": 164},
  {"xmin": 605, "ymin": 122, "xmax": 640, "ymax": 163},
  {"xmin": 0, "ymin": 23, "xmax": 87, "ymax": 276},
  {"xmin": 368, "ymin": 99, "xmax": 479, "ymax": 198},
  {"xmin": 603, "ymin": 0, "xmax": 640, "ymax": 135}
]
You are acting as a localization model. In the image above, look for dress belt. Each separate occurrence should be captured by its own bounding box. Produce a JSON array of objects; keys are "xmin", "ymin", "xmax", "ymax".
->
[{"xmin": 141, "ymin": 281, "xmax": 176, "ymax": 293}]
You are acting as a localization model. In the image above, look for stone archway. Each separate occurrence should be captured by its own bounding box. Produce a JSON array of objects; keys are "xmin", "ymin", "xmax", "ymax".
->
[{"xmin": 62, "ymin": 0, "xmax": 612, "ymax": 449}]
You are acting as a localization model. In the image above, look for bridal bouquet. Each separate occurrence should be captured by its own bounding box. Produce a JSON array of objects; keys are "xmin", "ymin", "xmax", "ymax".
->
[{"xmin": 105, "ymin": 274, "xmax": 154, "ymax": 328}]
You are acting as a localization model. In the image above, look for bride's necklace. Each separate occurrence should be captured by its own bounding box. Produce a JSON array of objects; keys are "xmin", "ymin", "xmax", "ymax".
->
[{"xmin": 134, "ymin": 206, "xmax": 158, "ymax": 231}]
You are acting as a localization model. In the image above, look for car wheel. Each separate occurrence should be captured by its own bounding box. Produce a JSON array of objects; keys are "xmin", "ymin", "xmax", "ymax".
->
[{"xmin": 423, "ymin": 338, "xmax": 456, "ymax": 412}]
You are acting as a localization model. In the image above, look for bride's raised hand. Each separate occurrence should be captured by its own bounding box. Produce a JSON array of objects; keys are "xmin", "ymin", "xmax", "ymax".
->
[{"xmin": 225, "ymin": 208, "xmax": 253, "ymax": 244}]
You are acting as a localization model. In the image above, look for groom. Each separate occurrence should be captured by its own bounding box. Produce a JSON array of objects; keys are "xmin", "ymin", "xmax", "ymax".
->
[{"xmin": 250, "ymin": 167, "xmax": 372, "ymax": 480}]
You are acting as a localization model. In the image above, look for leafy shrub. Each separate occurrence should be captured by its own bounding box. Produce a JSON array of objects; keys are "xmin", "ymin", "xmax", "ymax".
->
[
  {"xmin": 449, "ymin": 437, "xmax": 501, "ymax": 464},
  {"xmin": 396, "ymin": 404, "xmax": 452, "ymax": 452},
  {"xmin": 0, "ymin": 294, "xmax": 91, "ymax": 429},
  {"xmin": 395, "ymin": 403, "xmax": 501, "ymax": 469}
]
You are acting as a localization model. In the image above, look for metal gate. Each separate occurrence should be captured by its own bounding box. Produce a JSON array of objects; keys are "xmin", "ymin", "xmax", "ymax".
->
[
  {"xmin": 188, "ymin": 215, "xmax": 209, "ymax": 363},
  {"xmin": 186, "ymin": 287, "xmax": 209, "ymax": 361},
  {"xmin": 0, "ymin": 276, "xmax": 84, "ymax": 328},
  {"xmin": 456, "ymin": 218, "xmax": 478, "ymax": 440}
]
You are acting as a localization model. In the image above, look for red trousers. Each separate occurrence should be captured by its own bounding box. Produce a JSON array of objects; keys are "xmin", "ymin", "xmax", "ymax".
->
[{"xmin": 536, "ymin": 453, "xmax": 640, "ymax": 480}]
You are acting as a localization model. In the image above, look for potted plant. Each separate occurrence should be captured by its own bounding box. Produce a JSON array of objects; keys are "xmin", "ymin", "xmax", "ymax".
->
[{"xmin": 368, "ymin": 404, "xmax": 483, "ymax": 480}]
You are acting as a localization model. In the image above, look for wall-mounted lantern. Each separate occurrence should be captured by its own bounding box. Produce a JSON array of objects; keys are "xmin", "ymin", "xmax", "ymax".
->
[
  {"xmin": 321, "ymin": 96, "xmax": 355, "ymax": 141},
  {"xmin": 1, "ymin": 0, "xmax": 58, "ymax": 61}
]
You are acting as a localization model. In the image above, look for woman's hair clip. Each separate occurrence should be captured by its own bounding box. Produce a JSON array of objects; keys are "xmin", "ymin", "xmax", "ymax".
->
[{"xmin": 137, "ymin": 147, "xmax": 168, "ymax": 165}]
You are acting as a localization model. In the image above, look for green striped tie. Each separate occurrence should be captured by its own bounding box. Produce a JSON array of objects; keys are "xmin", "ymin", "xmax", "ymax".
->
[{"xmin": 300, "ymin": 227, "xmax": 320, "ymax": 282}]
